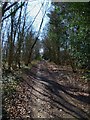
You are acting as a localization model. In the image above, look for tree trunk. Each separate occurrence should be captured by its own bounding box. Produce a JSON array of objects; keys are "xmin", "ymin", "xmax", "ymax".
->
[{"xmin": 8, "ymin": 10, "xmax": 14, "ymax": 70}]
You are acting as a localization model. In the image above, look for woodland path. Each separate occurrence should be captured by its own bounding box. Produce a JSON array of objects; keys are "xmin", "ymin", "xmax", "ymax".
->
[{"xmin": 3, "ymin": 60, "xmax": 90, "ymax": 119}]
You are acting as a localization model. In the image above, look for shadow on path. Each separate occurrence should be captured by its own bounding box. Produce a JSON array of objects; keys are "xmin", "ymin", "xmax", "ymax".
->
[{"xmin": 22, "ymin": 63, "xmax": 90, "ymax": 119}]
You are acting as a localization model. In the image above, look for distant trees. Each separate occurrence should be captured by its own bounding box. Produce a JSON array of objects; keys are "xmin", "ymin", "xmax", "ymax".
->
[
  {"xmin": 1, "ymin": 2, "xmax": 89, "ymax": 71},
  {"xmin": 1, "ymin": 1, "xmax": 48, "ymax": 70},
  {"xmin": 2, "ymin": 2, "xmax": 33, "ymax": 70},
  {"xmin": 2, "ymin": 2, "xmax": 27, "ymax": 70},
  {"xmin": 43, "ymin": 2, "xmax": 90, "ymax": 71}
]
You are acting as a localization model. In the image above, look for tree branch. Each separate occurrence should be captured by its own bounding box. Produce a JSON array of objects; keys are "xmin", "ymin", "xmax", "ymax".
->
[
  {"xmin": 2, "ymin": 2, "xmax": 25, "ymax": 21},
  {"xmin": 2, "ymin": 2, "xmax": 17, "ymax": 16}
]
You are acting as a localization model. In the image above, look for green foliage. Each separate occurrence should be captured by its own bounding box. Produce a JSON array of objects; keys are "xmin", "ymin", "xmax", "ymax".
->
[{"xmin": 44, "ymin": 2, "xmax": 90, "ymax": 69}]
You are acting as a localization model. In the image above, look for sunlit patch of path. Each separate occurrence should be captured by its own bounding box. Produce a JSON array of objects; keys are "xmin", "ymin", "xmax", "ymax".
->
[
  {"xmin": 18, "ymin": 60, "xmax": 90, "ymax": 119},
  {"xmin": 3, "ymin": 60, "xmax": 90, "ymax": 119},
  {"xmin": 29, "ymin": 61, "xmax": 90, "ymax": 119},
  {"xmin": 30, "ymin": 62, "xmax": 51, "ymax": 118}
]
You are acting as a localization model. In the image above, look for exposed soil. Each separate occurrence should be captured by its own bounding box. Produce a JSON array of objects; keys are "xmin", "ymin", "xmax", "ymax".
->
[{"xmin": 2, "ymin": 60, "xmax": 90, "ymax": 119}]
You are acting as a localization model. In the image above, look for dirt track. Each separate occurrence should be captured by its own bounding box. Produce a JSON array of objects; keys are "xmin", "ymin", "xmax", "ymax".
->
[{"xmin": 2, "ymin": 60, "xmax": 90, "ymax": 119}]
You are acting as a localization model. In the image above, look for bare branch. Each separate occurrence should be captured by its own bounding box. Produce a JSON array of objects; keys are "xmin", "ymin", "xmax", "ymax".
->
[
  {"xmin": 2, "ymin": 2, "xmax": 18, "ymax": 16},
  {"xmin": 2, "ymin": 2, "xmax": 25, "ymax": 21},
  {"xmin": 25, "ymin": 2, "xmax": 44, "ymax": 32}
]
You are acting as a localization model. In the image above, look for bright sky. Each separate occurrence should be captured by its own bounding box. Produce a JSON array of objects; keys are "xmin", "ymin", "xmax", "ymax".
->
[
  {"xmin": 2, "ymin": 1, "xmax": 52, "ymax": 45},
  {"xmin": 27, "ymin": 0, "xmax": 51, "ymax": 39}
]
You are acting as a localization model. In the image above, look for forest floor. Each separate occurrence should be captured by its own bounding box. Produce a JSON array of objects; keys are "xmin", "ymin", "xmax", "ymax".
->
[{"xmin": 2, "ymin": 60, "xmax": 90, "ymax": 119}]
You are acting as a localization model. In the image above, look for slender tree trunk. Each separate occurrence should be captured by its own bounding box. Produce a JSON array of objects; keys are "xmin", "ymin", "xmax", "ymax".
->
[
  {"xmin": 8, "ymin": 11, "xmax": 14, "ymax": 70},
  {"xmin": 25, "ymin": 9, "xmax": 47, "ymax": 66},
  {"xmin": 25, "ymin": 37, "xmax": 38, "ymax": 66},
  {"xmin": 0, "ymin": 7, "xmax": 2, "ymax": 119}
]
